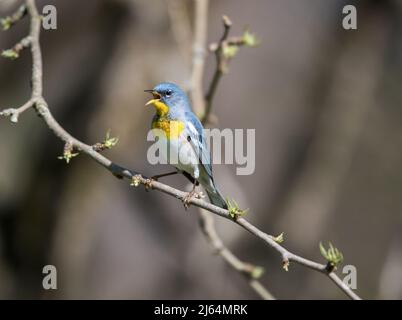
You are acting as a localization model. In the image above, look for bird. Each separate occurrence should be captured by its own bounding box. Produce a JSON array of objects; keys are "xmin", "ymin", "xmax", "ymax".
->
[{"xmin": 144, "ymin": 82, "xmax": 227, "ymax": 209}]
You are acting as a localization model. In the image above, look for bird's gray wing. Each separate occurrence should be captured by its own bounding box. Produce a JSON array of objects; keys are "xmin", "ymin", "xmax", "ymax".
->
[{"xmin": 184, "ymin": 112, "xmax": 213, "ymax": 180}]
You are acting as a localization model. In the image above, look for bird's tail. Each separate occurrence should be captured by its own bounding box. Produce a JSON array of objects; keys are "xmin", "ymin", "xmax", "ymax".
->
[{"xmin": 205, "ymin": 185, "xmax": 228, "ymax": 209}]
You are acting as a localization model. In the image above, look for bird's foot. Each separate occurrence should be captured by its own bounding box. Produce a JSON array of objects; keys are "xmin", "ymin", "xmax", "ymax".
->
[{"xmin": 182, "ymin": 190, "xmax": 204, "ymax": 209}]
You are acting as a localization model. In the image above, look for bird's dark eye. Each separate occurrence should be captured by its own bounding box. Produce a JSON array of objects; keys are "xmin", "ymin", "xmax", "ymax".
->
[{"xmin": 165, "ymin": 89, "xmax": 173, "ymax": 97}]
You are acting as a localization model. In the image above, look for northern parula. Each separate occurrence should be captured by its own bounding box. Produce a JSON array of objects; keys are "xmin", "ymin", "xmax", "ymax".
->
[{"xmin": 145, "ymin": 82, "xmax": 227, "ymax": 209}]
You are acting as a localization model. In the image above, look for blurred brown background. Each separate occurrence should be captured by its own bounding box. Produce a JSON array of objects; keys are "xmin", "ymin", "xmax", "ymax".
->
[{"xmin": 1, "ymin": 0, "xmax": 402, "ymax": 299}]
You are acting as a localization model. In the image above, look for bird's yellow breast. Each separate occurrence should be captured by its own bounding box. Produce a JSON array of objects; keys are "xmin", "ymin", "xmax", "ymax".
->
[{"xmin": 152, "ymin": 119, "xmax": 185, "ymax": 140}]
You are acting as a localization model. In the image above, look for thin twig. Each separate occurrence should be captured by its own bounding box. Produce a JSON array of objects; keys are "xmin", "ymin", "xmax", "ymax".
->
[
  {"xmin": 0, "ymin": 99, "xmax": 34, "ymax": 123},
  {"xmin": 198, "ymin": 209, "xmax": 275, "ymax": 300},
  {"xmin": 1, "ymin": 35, "xmax": 31, "ymax": 59},
  {"xmin": 202, "ymin": 15, "xmax": 232, "ymax": 125},
  {"xmin": 209, "ymin": 36, "xmax": 247, "ymax": 53},
  {"xmin": 0, "ymin": 0, "xmax": 362, "ymax": 301},
  {"xmin": 0, "ymin": 3, "xmax": 26, "ymax": 30}
]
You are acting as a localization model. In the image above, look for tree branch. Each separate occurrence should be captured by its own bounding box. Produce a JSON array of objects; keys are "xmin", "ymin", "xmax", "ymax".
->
[
  {"xmin": 203, "ymin": 17, "xmax": 258, "ymax": 126},
  {"xmin": 202, "ymin": 15, "xmax": 231, "ymax": 125},
  {"xmin": 198, "ymin": 209, "xmax": 274, "ymax": 300},
  {"xmin": 0, "ymin": 0, "xmax": 362, "ymax": 300}
]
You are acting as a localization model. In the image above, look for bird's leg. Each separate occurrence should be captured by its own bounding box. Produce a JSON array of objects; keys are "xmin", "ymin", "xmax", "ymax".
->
[
  {"xmin": 145, "ymin": 171, "xmax": 178, "ymax": 190},
  {"xmin": 182, "ymin": 171, "xmax": 200, "ymax": 186},
  {"xmin": 182, "ymin": 181, "xmax": 203, "ymax": 209},
  {"xmin": 151, "ymin": 170, "xmax": 178, "ymax": 181}
]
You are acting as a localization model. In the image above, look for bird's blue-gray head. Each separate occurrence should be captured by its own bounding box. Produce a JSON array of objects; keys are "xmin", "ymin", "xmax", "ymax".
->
[{"xmin": 145, "ymin": 82, "xmax": 191, "ymax": 118}]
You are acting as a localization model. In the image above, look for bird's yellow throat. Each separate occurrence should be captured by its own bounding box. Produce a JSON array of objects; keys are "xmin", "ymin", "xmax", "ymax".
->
[
  {"xmin": 146, "ymin": 99, "xmax": 184, "ymax": 139},
  {"xmin": 146, "ymin": 98, "xmax": 169, "ymax": 117}
]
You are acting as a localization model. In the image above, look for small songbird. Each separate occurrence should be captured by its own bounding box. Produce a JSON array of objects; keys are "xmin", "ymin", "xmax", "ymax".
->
[{"xmin": 145, "ymin": 82, "xmax": 227, "ymax": 209}]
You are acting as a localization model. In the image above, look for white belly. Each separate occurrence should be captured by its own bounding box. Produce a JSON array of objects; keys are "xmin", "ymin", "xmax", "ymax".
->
[{"xmin": 155, "ymin": 133, "xmax": 200, "ymax": 179}]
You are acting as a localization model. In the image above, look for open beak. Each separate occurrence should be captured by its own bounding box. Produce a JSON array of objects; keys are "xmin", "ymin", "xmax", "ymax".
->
[{"xmin": 144, "ymin": 89, "xmax": 161, "ymax": 106}]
